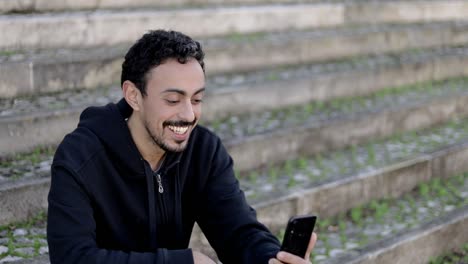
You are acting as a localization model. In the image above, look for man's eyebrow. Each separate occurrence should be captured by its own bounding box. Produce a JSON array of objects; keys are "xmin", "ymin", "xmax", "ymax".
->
[{"xmin": 161, "ymin": 88, "xmax": 205, "ymax": 96}]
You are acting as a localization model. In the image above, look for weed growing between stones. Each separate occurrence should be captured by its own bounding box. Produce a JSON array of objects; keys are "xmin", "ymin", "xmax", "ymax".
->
[
  {"xmin": 308, "ymin": 173, "xmax": 468, "ymax": 262},
  {"xmin": 236, "ymin": 117, "xmax": 468, "ymax": 203},
  {"xmin": 205, "ymin": 76, "xmax": 468, "ymax": 141},
  {"xmin": 0, "ymin": 146, "xmax": 55, "ymax": 181},
  {"xmin": 429, "ymin": 243, "xmax": 468, "ymax": 264},
  {"xmin": 0, "ymin": 211, "xmax": 47, "ymax": 260}
]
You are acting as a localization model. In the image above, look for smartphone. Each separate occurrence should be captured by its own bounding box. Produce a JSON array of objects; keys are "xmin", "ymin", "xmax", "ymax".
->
[{"xmin": 280, "ymin": 215, "xmax": 317, "ymax": 258}]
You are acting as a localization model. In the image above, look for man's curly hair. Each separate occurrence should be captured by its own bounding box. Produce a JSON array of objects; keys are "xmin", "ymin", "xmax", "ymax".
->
[{"xmin": 121, "ymin": 30, "xmax": 205, "ymax": 96}]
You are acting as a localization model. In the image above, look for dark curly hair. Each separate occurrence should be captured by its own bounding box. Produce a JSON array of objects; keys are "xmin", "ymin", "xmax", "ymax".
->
[{"xmin": 121, "ymin": 30, "xmax": 205, "ymax": 96}]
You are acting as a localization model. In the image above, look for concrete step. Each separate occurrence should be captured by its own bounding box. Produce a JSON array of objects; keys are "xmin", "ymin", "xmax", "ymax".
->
[
  {"xmin": 319, "ymin": 193, "xmax": 468, "ymax": 263},
  {"xmin": 316, "ymin": 179, "xmax": 468, "ymax": 263},
  {"xmin": 0, "ymin": 0, "xmax": 325, "ymax": 14},
  {"xmin": 8, "ymin": 74, "xmax": 468, "ymax": 170},
  {"xmin": 2, "ymin": 121, "xmax": 468, "ymax": 262},
  {"xmin": 3, "ymin": 21, "xmax": 468, "ymax": 98},
  {"xmin": 428, "ymin": 243, "xmax": 468, "ymax": 263},
  {"xmin": 1, "ymin": 0, "xmax": 467, "ymax": 52},
  {"xmin": 191, "ymin": 141, "xmax": 468, "ymax": 260},
  {"xmin": 324, "ymin": 207, "xmax": 468, "ymax": 264},
  {"xmin": 3, "ymin": 46, "xmax": 468, "ymax": 155},
  {"xmin": 2, "ymin": 113, "xmax": 468, "ymax": 226}
]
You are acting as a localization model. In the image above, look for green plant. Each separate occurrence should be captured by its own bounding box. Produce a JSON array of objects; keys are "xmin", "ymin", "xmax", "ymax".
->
[
  {"xmin": 287, "ymin": 176, "xmax": 297, "ymax": 188},
  {"xmin": 304, "ymin": 103, "xmax": 315, "ymax": 115},
  {"xmin": 350, "ymin": 206, "xmax": 362, "ymax": 225},
  {"xmin": 419, "ymin": 183, "xmax": 430, "ymax": 198},
  {"xmin": 315, "ymin": 154, "xmax": 324, "ymax": 170},
  {"xmin": 248, "ymin": 171, "xmax": 259, "ymax": 184},
  {"xmin": 297, "ymin": 157, "xmax": 308, "ymax": 171},
  {"xmin": 268, "ymin": 167, "xmax": 278, "ymax": 183},
  {"xmin": 283, "ymin": 160, "xmax": 294, "ymax": 177}
]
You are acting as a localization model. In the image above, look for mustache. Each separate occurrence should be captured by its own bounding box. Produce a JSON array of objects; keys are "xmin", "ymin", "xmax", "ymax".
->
[{"xmin": 163, "ymin": 118, "xmax": 197, "ymax": 127}]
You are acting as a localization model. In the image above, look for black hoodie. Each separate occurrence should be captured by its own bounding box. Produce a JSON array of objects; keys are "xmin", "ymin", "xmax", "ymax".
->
[{"xmin": 47, "ymin": 99, "xmax": 281, "ymax": 264}]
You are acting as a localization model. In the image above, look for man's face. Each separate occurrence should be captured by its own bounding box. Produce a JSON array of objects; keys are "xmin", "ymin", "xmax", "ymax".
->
[{"xmin": 139, "ymin": 58, "xmax": 205, "ymax": 153}]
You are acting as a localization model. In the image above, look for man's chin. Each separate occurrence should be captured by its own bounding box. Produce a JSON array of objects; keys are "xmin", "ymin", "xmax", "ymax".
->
[{"xmin": 164, "ymin": 140, "xmax": 188, "ymax": 153}]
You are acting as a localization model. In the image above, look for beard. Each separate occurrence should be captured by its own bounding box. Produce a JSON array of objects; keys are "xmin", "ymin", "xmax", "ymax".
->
[{"xmin": 144, "ymin": 119, "xmax": 196, "ymax": 153}]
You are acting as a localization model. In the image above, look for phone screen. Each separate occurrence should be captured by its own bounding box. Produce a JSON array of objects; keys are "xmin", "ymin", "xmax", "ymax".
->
[{"xmin": 280, "ymin": 215, "xmax": 317, "ymax": 258}]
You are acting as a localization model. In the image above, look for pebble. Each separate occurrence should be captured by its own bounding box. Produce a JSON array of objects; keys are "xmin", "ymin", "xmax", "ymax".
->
[
  {"xmin": 314, "ymin": 255, "xmax": 327, "ymax": 261},
  {"xmin": 329, "ymin": 249, "xmax": 345, "ymax": 257},
  {"xmin": 39, "ymin": 246, "xmax": 49, "ymax": 255},
  {"xmin": 23, "ymin": 172, "xmax": 34, "ymax": 178},
  {"xmin": 259, "ymin": 184, "xmax": 273, "ymax": 192},
  {"xmin": 0, "ymin": 256, "xmax": 23, "ymax": 263},
  {"xmin": 0, "ymin": 246, "xmax": 8, "ymax": 254},
  {"xmin": 0, "ymin": 238, "xmax": 9, "ymax": 245},
  {"xmin": 363, "ymin": 226, "xmax": 381, "ymax": 237},
  {"xmin": 29, "ymin": 228, "xmax": 46, "ymax": 236},
  {"xmin": 14, "ymin": 247, "xmax": 35, "ymax": 256},
  {"xmin": 344, "ymin": 242, "xmax": 359, "ymax": 250},
  {"xmin": 13, "ymin": 229, "xmax": 27, "ymax": 237},
  {"xmin": 15, "ymin": 237, "xmax": 34, "ymax": 244},
  {"xmin": 37, "ymin": 239, "xmax": 47, "ymax": 245},
  {"xmin": 0, "ymin": 230, "xmax": 7, "ymax": 238},
  {"xmin": 393, "ymin": 223, "xmax": 406, "ymax": 231},
  {"xmin": 444, "ymin": 205, "xmax": 455, "ymax": 212},
  {"xmin": 418, "ymin": 207, "xmax": 428, "ymax": 213}
]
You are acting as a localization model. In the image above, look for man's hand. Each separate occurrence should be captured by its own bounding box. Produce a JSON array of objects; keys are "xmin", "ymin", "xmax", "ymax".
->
[
  {"xmin": 269, "ymin": 232, "xmax": 317, "ymax": 264},
  {"xmin": 193, "ymin": 250, "xmax": 216, "ymax": 264}
]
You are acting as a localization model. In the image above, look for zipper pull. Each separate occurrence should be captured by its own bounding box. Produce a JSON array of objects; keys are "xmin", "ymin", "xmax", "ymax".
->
[{"xmin": 156, "ymin": 173, "xmax": 164, "ymax": 193}]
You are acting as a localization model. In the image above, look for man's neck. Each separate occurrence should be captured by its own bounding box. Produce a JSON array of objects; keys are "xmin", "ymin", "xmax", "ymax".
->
[{"xmin": 127, "ymin": 114, "xmax": 165, "ymax": 171}]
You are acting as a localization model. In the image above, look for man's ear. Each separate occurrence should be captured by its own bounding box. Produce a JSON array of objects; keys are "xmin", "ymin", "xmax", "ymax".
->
[{"xmin": 122, "ymin": 80, "xmax": 141, "ymax": 112}]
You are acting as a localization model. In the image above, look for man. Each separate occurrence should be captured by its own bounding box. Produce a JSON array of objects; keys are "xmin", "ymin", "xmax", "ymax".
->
[{"xmin": 47, "ymin": 29, "xmax": 316, "ymax": 264}]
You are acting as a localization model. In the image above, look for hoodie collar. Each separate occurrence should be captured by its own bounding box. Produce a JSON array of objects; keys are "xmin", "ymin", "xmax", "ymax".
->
[
  {"xmin": 116, "ymin": 99, "xmax": 182, "ymax": 175},
  {"xmin": 78, "ymin": 98, "xmax": 182, "ymax": 178}
]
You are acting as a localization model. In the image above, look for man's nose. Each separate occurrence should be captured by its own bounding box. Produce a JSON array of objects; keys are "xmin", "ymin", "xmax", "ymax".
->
[{"xmin": 178, "ymin": 100, "xmax": 195, "ymax": 122}]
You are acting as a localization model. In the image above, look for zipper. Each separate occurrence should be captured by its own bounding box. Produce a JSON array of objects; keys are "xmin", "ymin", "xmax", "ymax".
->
[
  {"xmin": 154, "ymin": 171, "xmax": 169, "ymax": 227},
  {"xmin": 156, "ymin": 173, "xmax": 164, "ymax": 193}
]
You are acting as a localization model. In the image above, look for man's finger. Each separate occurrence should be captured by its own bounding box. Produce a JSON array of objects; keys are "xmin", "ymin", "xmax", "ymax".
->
[
  {"xmin": 268, "ymin": 258, "xmax": 284, "ymax": 264},
  {"xmin": 305, "ymin": 232, "xmax": 318, "ymax": 258},
  {"xmin": 277, "ymin": 251, "xmax": 310, "ymax": 264}
]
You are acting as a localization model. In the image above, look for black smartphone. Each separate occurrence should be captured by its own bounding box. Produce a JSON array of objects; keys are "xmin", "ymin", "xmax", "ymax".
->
[{"xmin": 280, "ymin": 215, "xmax": 317, "ymax": 258}]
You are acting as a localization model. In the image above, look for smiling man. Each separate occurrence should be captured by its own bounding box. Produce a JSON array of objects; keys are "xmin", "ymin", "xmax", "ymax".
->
[{"xmin": 47, "ymin": 30, "xmax": 316, "ymax": 264}]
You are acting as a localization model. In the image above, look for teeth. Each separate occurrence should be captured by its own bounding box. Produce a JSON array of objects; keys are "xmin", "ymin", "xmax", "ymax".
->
[{"xmin": 168, "ymin": 125, "xmax": 189, "ymax": 135}]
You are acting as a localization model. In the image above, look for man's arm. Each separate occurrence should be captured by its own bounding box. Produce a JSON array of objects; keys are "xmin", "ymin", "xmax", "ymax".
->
[
  {"xmin": 194, "ymin": 138, "xmax": 281, "ymax": 264},
  {"xmin": 47, "ymin": 165, "xmax": 194, "ymax": 264}
]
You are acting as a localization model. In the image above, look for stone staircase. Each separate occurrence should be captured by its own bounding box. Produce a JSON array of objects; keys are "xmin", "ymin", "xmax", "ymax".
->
[{"xmin": 1, "ymin": 0, "xmax": 468, "ymax": 263}]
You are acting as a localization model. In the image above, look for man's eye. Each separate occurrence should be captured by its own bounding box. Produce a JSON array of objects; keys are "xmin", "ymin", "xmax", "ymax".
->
[
  {"xmin": 192, "ymin": 99, "xmax": 203, "ymax": 104},
  {"xmin": 165, "ymin": 100, "xmax": 179, "ymax": 104}
]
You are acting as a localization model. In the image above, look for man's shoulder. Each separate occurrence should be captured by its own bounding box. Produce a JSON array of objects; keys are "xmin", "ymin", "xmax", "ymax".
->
[{"xmin": 53, "ymin": 126, "xmax": 104, "ymax": 172}]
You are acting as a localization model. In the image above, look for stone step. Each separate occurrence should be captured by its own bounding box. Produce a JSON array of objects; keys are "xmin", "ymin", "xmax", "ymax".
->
[
  {"xmin": 0, "ymin": 0, "xmax": 325, "ymax": 14},
  {"xmin": 2, "ymin": 112, "xmax": 468, "ymax": 226},
  {"xmin": 2, "ymin": 121, "xmax": 468, "ymax": 262},
  {"xmin": 219, "ymin": 80, "xmax": 468, "ymax": 171},
  {"xmin": 318, "ymin": 187, "xmax": 468, "ymax": 263},
  {"xmin": 3, "ymin": 46, "xmax": 468, "ymax": 155},
  {"xmin": 429, "ymin": 243, "xmax": 468, "ymax": 263},
  {"xmin": 2, "ymin": 75, "xmax": 468, "ymax": 168},
  {"xmin": 3, "ymin": 21, "xmax": 468, "ymax": 98},
  {"xmin": 191, "ymin": 140, "xmax": 468, "ymax": 260},
  {"xmin": 327, "ymin": 207, "xmax": 467, "ymax": 264},
  {"xmin": 1, "ymin": 0, "xmax": 467, "ymax": 52}
]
